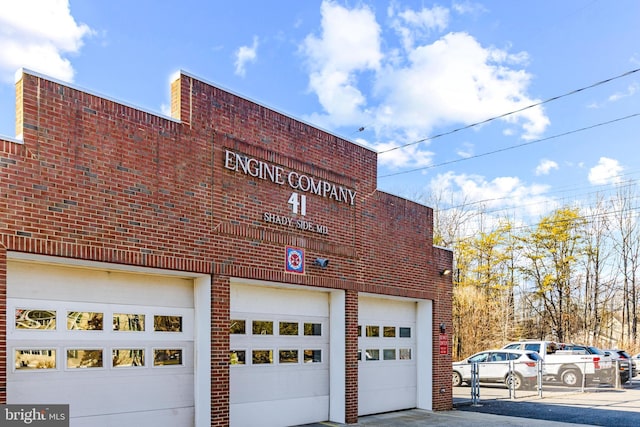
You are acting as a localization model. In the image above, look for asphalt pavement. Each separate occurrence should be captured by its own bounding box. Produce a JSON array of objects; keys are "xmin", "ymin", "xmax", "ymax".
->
[
  {"xmin": 452, "ymin": 383, "xmax": 640, "ymax": 427},
  {"xmin": 301, "ymin": 381, "xmax": 640, "ymax": 426}
]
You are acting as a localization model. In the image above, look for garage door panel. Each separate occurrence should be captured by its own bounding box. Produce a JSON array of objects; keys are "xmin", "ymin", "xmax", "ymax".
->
[
  {"xmin": 358, "ymin": 296, "xmax": 418, "ymax": 416},
  {"xmin": 358, "ymin": 388, "xmax": 415, "ymax": 414},
  {"xmin": 7, "ymin": 261, "xmax": 196, "ymax": 427},
  {"xmin": 231, "ymin": 284, "xmax": 329, "ymax": 316},
  {"xmin": 9, "ymin": 372, "xmax": 194, "ymax": 415},
  {"xmin": 360, "ymin": 364, "xmax": 416, "ymax": 389},
  {"xmin": 230, "ymin": 282, "xmax": 330, "ymax": 426},
  {"xmin": 70, "ymin": 408, "xmax": 194, "ymax": 427},
  {"xmin": 231, "ymin": 366, "xmax": 328, "ymax": 403},
  {"xmin": 8, "ymin": 262, "xmax": 194, "ymax": 307},
  {"xmin": 231, "ymin": 396, "xmax": 329, "ymax": 427},
  {"xmin": 359, "ymin": 296, "xmax": 416, "ymax": 322}
]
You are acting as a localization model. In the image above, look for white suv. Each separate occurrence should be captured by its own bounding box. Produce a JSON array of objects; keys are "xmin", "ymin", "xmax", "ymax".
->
[{"xmin": 452, "ymin": 349, "xmax": 540, "ymax": 390}]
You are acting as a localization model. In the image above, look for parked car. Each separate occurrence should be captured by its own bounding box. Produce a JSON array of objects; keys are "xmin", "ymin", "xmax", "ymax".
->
[
  {"xmin": 503, "ymin": 341, "xmax": 614, "ymax": 386},
  {"xmin": 603, "ymin": 349, "xmax": 633, "ymax": 383},
  {"xmin": 633, "ymin": 353, "xmax": 640, "ymax": 376},
  {"xmin": 452, "ymin": 349, "xmax": 540, "ymax": 390}
]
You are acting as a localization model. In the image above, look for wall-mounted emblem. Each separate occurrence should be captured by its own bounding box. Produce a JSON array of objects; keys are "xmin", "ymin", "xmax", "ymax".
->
[{"xmin": 285, "ymin": 246, "xmax": 305, "ymax": 274}]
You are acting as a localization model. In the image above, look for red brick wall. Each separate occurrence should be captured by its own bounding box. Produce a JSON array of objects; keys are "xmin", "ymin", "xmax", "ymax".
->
[
  {"xmin": 0, "ymin": 71, "xmax": 453, "ymax": 419},
  {"xmin": 345, "ymin": 289, "xmax": 359, "ymax": 423},
  {"xmin": 211, "ymin": 275, "xmax": 230, "ymax": 427},
  {"xmin": 433, "ymin": 246, "xmax": 454, "ymax": 410}
]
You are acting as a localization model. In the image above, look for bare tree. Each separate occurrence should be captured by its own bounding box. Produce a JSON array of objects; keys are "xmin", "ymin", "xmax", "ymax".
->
[
  {"xmin": 580, "ymin": 194, "xmax": 614, "ymax": 345},
  {"xmin": 611, "ymin": 181, "xmax": 640, "ymax": 346}
]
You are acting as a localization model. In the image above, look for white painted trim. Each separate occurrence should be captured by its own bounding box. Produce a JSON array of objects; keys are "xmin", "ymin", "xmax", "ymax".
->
[
  {"xmin": 329, "ymin": 290, "xmax": 346, "ymax": 423},
  {"xmin": 416, "ymin": 300, "xmax": 433, "ymax": 410}
]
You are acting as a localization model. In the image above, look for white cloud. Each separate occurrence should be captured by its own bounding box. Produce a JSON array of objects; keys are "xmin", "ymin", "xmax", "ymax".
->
[
  {"xmin": 608, "ymin": 82, "xmax": 638, "ymax": 102},
  {"xmin": 535, "ymin": 159, "xmax": 559, "ymax": 176},
  {"xmin": 588, "ymin": 157, "xmax": 623, "ymax": 185},
  {"xmin": 234, "ymin": 36, "xmax": 259, "ymax": 77},
  {"xmin": 389, "ymin": 4, "xmax": 449, "ymax": 51},
  {"xmin": 0, "ymin": 0, "xmax": 92, "ymax": 83},
  {"xmin": 300, "ymin": 1, "xmax": 550, "ymax": 169},
  {"xmin": 452, "ymin": 1, "xmax": 488, "ymax": 16},
  {"xmin": 301, "ymin": 1, "xmax": 381, "ymax": 129},
  {"xmin": 429, "ymin": 171, "xmax": 555, "ymax": 219},
  {"xmin": 373, "ymin": 32, "xmax": 547, "ymax": 140},
  {"xmin": 456, "ymin": 142, "xmax": 474, "ymax": 158},
  {"xmin": 588, "ymin": 82, "xmax": 638, "ymax": 108}
]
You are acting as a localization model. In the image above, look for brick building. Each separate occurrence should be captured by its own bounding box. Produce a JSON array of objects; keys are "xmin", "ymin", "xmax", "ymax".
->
[{"xmin": 0, "ymin": 69, "xmax": 453, "ymax": 426}]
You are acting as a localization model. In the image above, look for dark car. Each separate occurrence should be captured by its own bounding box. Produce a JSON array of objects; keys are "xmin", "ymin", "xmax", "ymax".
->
[{"xmin": 603, "ymin": 349, "xmax": 634, "ymax": 383}]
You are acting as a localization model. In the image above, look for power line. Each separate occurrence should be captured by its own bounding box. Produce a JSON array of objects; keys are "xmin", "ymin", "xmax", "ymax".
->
[
  {"xmin": 438, "ymin": 174, "xmax": 640, "ymax": 214},
  {"xmin": 376, "ymin": 67, "xmax": 640, "ymax": 155},
  {"xmin": 379, "ymin": 113, "xmax": 640, "ymax": 178},
  {"xmin": 443, "ymin": 202, "xmax": 640, "ymax": 245}
]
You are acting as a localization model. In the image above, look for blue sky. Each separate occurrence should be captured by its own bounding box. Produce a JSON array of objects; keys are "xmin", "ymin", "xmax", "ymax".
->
[{"xmin": 1, "ymin": 0, "xmax": 639, "ymax": 224}]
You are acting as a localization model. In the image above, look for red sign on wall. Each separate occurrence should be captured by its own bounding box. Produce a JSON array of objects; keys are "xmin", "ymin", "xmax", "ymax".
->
[{"xmin": 439, "ymin": 333, "xmax": 448, "ymax": 355}]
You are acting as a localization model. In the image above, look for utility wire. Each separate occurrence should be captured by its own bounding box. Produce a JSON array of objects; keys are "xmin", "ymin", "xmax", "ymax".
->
[
  {"xmin": 376, "ymin": 67, "xmax": 640, "ymax": 155},
  {"xmin": 438, "ymin": 174, "xmax": 640, "ymax": 213},
  {"xmin": 379, "ymin": 113, "xmax": 640, "ymax": 178}
]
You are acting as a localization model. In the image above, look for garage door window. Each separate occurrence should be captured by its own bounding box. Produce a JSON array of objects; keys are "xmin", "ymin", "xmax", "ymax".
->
[
  {"xmin": 15, "ymin": 308, "xmax": 56, "ymax": 330},
  {"xmin": 230, "ymin": 319, "xmax": 246, "ymax": 334},
  {"xmin": 383, "ymin": 327, "xmax": 395, "ymax": 337},
  {"xmin": 365, "ymin": 326, "xmax": 379, "ymax": 337},
  {"xmin": 113, "ymin": 313, "xmax": 145, "ymax": 331},
  {"xmin": 399, "ymin": 348, "xmax": 412, "ymax": 360},
  {"xmin": 279, "ymin": 349, "xmax": 299, "ymax": 363},
  {"xmin": 67, "ymin": 349, "xmax": 103, "ymax": 368},
  {"xmin": 304, "ymin": 322, "xmax": 322, "ymax": 336},
  {"xmin": 253, "ymin": 320, "xmax": 273, "ymax": 335},
  {"xmin": 304, "ymin": 349, "xmax": 321, "ymax": 363},
  {"xmin": 112, "ymin": 349, "xmax": 145, "ymax": 367},
  {"xmin": 383, "ymin": 349, "xmax": 396, "ymax": 360},
  {"xmin": 15, "ymin": 349, "xmax": 56, "ymax": 370},
  {"xmin": 230, "ymin": 350, "xmax": 246, "ymax": 365},
  {"xmin": 279, "ymin": 322, "xmax": 298, "ymax": 335},
  {"xmin": 154, "ymin": 315, "xmax": 182, "ymax": 332},
  {"xmin": 399, "ymin": 327, "xmax": 411, "ymax": 338},
  {"xmin": 67, "ymin": 311, "xmax": 103, "ymax": 330},
  {"xmin": 153, "ymin": 349, "xmax": 183, "ymax": 366},
  {"xmin": 365, "ymin": 349, "xmax": 379, "ymax": 361},
  {"xmin": 252, "ymin": 349, "xmax": 273, "ymax": 364}
]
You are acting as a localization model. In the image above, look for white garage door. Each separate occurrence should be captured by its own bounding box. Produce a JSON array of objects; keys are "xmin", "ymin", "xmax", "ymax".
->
[
  {"xmin": 358, "ymin": 296, "xmax": 417, "ymax": 416},
  {"xmin": 7, "ymin": 260, "xmax": 195, "ymax": 427},
  {"xmin": 229, "ymin": 283, "xmax": 330, "ymax": 427}
]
